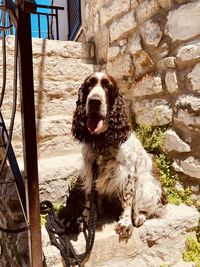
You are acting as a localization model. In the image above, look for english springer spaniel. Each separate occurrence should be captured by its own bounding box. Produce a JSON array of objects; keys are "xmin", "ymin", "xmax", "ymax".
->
[{"xmin": 72, "ymin": 72, "xmax": 165, "ymax": 239}]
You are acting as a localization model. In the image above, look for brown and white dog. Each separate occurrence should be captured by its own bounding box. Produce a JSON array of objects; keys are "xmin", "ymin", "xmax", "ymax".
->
[{"xmin": 72, "ymin": 72, "xmax": 165, "ymax": 239}]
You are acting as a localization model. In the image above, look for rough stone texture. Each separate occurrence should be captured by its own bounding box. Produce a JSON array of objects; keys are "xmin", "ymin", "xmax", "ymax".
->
[
  {"xmin": 133, "ymin": 99, "xmax": 173, "ymax": 126},
  {"xmin": 165, "ymin": 71, "xmax": 179, "ymax": 93},
  {"xmin": 173, "ymin": 157, "xmax": 200, "ymax": 179},
  {"xmin": 5, "ymin": 35, "xmax": 93, "ymax": 59},
  {"xmin": 140, "ymin": 20, "xmax": 163, "ymax": 47},
  {"xmin": 175, "ymin": 109, "xmax": 200, "ymax": 129},
  {"xmin": 176, "ymin": 42, "xmax": 200, "ymax": 64},
  {"xmin": 42, "ymin": 204, "xmax": 199, "ymax": 266},
  {"xmin": 131, "ymin": 74, "xmax": 163, "ymax": 96},
  {"xmin": 136, "ymin": 0, "xmax": 160, "ymax": 23},
  {"xmin": 106, "ymin": 54, "xmax": 132, "ymax": 79},
  {"xmin": 157, "ymin": 56, "xmax": 176, "ymax": 70},
  {"xmin": 188, "ymin": 63, "xmax": 200, "ymax": 93},
  {"xmin": 133, "ymin": 50, "xmax": 155, "ymax": 78},
  {"xmin": 165, "ymin": 2, "xmax": 200, "ymax": 42},
  {"xmin": 107, "ymin": 46, "xmax": 120, "ymax": 60},
  {"xmin": 37, "ymin": 153, "xmax": 82, "ymax": 203},
  {"xmin": 0, "ymin": 140, "xmax": 29, "ymax": 266},
  {"xmin": 163, "ymin": 129, "xmax": 191, "ymax": 153},
  {"xmin": 100, "ymin": 0, "xmax": 130, "ymax": 26},
  {"xmin": 110, "ymin": 12, "xmax": 137, "ymax": 43},
  {"xmin": 176, "ymin": 95, "xmax": 200, "ymax": 112},
  {"xmin": 128, "ymin": 33, "xmax": 142, "ymax": 55}
]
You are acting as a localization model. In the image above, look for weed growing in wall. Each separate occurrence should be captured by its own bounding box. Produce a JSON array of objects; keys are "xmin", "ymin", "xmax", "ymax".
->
[
  {"xmin": 183, "ymin": 237, "xmax": 200, "ymax": 267},
  {"xmin": 134, "ymin": 124, "xmax": 192, "ymax": 205}
]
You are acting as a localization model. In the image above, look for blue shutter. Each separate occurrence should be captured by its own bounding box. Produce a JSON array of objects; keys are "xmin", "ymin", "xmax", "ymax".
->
[{"xmin": 67, "ymin": 0, "xmax": 81, "ymax": 40}]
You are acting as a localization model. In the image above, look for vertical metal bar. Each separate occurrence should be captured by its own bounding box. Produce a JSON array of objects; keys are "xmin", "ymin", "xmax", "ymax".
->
[
  {"xmin": 46, "ymin": 14, "xmax": 49, "ymax": 39},
  {"xmin": 17, "ymin": 4, "xmax": 43, "ymax": 267},
  {"xmin": 55, "ymin": 9, "xmax": 59, "ymax": 40},
  {"xmin": 37, "ymin": 13, "xmax": 41, "ymax": 38}
]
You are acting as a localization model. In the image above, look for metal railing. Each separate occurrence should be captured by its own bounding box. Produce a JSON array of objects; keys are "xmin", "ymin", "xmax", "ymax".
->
[
  {"xmin": 0, "ymin": 1, "xmax": 43, "ymax": 266},
  {"xmin": 32, "ymin": 4, "xmax": 64, "ymax": 40},
  {"xmin": 0, "ymin": 1, "xmax": 64, "ymax": 39}
]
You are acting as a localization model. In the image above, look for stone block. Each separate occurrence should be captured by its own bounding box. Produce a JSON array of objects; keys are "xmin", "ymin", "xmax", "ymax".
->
[
  {"xmin": 110, "ymin": 12, "xmax": 137, "ymax": 43},
  {"xmin": 162, "ymin": 129, "xmax": 191, "ymax": 153},
  {"xmin": 100, "ymin": 0, "xmax": 130, "ymax": 26},
  {"xmin": 133, "ymin": 50, "xmax": 155, "ymax": 78},
  {"xmin": 173, "ymin": 157, "xmax": 200, "ymax": 179},
  {"xmin": 37, "ymin": 153, "xmax": 82, "ymax": 203},
  {"xmin": 106, "ymin": 54, "xmax": 132, "ymax": 79},
  {"xmin": 176, "ymin": 42, "xmax": 200, "ymax": 65},
  {"xmin": 176, "ymin": 95, "xmax": 200, "ymax": 112},
  {"xmin": 175, "ymin": 109, "xmax": 200, "ymax": 129},
  {"xmin": 95, "ymin": 26, "xmax": 110, "ymax": 63},
  {"xmin": 32, "ymin": 57, "xmax": 94, "ymax": 82},
  {"xmin": 165, "ymin": 71, "xmax": 178, "ymax": 93},
  {"xmin": 5, "ymin": 35, "xmax": 92, "ymax": 59},
  {"xmin": 157, "ymin": 56, "xmax": 176, "ymax": 70},
  {"xmin": 136, "ymin": 0, "xmax": 160, "ymax": 23},
  {"xmin": 107, "ymin": 46, "xmax": 120, "ymax": 60},
  {"xmin": 131, "ymin": 74, "xmax": 163, "ymax": 96},
  {"xmin": 140, "ymin": 20, "xmax": 163, "ymax": 47},
  {"xmin": 133, "ymin": 99, "xmax": 173, "ymax": 126},
  {"xmin": 158, "ymin": 0, "xmax": 173, "ymax": 9},
  {"xmin": 128, "ymin": 33, "xmax": 142, "ymax": 54},
  {"xmin": 165, "ymin": 2, "xmax": 200, "ymax": 42},
  {"xmin": 188, "ymin": 63, "xmax": 200, "ymax": 93}
]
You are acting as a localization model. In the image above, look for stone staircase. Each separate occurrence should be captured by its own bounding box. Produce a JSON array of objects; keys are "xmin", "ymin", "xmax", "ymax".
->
[{"xmin": 1, "ymin": 35, "xmax": 95, "ymax": 202}]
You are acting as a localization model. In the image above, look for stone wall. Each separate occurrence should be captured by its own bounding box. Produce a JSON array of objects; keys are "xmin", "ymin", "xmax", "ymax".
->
[
  {"xmin": 0, "ymin": 137, "xmax": 29, "ymax": 266},
  {"xmin": 82, "ymin": 0, "xmax": 200, "ymax": 195}
]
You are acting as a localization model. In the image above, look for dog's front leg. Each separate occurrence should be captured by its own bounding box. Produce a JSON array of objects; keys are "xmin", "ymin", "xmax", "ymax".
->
[{"xmin": 115, "ymin": 179, "xmax": 134, "ymax": 239}]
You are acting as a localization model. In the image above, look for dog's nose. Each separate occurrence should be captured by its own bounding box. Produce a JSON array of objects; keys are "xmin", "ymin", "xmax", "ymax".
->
[{"xmin": 88, "ymin": 98, "xmax": 101, "ymax": 110}]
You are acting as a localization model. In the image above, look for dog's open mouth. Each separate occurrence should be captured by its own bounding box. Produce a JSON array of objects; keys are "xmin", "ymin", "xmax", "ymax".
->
[{"xmin": 87, "ymin": 114, "xmax": 104, "ymax": 134}]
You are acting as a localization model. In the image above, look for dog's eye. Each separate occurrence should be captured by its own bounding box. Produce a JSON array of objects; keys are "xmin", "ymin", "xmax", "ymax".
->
[
  {"xmin": 83, "ymin": 82, "xmax": 92, "ymax": 94},
  {"xmin": 105, "ymin": 84, "xmax": 112, "ymax": 90}
]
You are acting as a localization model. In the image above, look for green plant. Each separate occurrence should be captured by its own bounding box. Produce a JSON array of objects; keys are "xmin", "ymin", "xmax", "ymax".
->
[
  {"xmin": 155, "ymin": 154, "xmax": 192, "ymax": 205},
  {"xmin": 134, "ymin": 124, "xmax": 192, "ymax": 205},
  {"xmin": 134, "ymin": 124, "xmax": 166, "ymax": 154},
  {"xmin": 160, "ymin": 264, "xmax": 169, "ymax": 267},
  {"xmin": 40, "ymin": 214, "xmax": 47, "ymax": 226},
  {"xmin": 183, "ymin": 237, "xmax": 200, "ymax": 267}
]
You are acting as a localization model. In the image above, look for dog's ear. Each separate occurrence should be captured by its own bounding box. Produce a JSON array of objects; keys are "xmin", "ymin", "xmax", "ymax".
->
[
  {"xmin": 77, "ymin": 77, "xmax": 93, "ymax": 106},
  {"xmin": 107, "ymin": 75, "xmax": 120, "ymax": 107}
]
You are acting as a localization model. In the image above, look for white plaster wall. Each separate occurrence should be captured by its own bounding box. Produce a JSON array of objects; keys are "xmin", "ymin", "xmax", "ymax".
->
[{"xmin": 53, "ymin": 0, "xmax": 68, "ymax": 40}]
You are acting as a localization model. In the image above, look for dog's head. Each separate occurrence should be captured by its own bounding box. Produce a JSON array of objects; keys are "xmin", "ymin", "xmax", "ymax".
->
[
  {"xmin": 77, "ymin": 72, "xmax": 119, "ymax": 134},
  {"xmin": 72, "ymin": 72, "xmax": 130, "ymax": 148}
]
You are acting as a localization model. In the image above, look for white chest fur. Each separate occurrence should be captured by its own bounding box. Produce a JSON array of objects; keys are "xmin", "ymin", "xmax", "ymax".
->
[{"xmin": 80, "ymin": 132, "xmax": 153, "ymax": 198}]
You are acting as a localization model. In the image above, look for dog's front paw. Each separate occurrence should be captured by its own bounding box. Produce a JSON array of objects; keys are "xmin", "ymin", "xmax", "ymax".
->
[{"xmin": 115, "ymin": 218, "xmax": 133, "ymax": 239}]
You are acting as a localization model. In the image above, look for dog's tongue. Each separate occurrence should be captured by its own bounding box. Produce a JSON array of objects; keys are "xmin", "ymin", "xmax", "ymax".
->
[{"xmin": 87, "ymin": 116, "xmax": 103, "ymax": 133}]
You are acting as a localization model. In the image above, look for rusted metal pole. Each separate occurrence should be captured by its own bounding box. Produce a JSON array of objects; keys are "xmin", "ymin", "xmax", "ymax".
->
[{"xmin": 17, "ymin": 2, "xmax": 43, "ymax": 267}]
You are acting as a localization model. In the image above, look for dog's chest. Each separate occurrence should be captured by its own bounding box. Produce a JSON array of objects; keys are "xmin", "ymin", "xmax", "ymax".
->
[{"xmin": 95, "ymin": 148, "xmax": 132, "ymax": 196}]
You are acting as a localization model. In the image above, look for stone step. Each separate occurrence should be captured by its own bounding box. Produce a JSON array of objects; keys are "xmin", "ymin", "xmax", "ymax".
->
[
  {"xmin": 0, "ymin": 55, "xmax": 94, "ymax": 82},
  {"xmin": 1, "ymin": 79, "xmax": 80, "ymax": 119},
  {"xmin": 1, "ymin": 35, "xmax": 93, "ymax": 60},
  {"xmin": 7, "ymin": 114, "xmax": 79, "ymax": 159},
  {"xmin": 42, "ymin": 204, "xmax": 199, "ymax": 267},
  {"xmin": 18, "ymin": 152, "xmax": 82, "ymax": 203}
]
